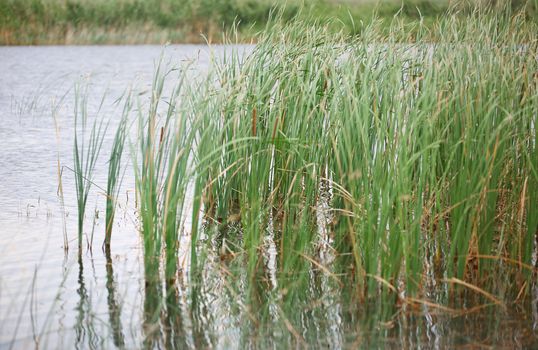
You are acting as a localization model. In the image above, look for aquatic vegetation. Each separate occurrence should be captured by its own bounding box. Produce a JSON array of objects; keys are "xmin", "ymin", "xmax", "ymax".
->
[
  {"xmin": 181, "ymin": 5, "xmax": 538, "ymax": 302},
  {"xmin": 5, "ymin": 0, "xmax": 537, "ymax": 45},
  {"xmin": 132, "ymin": 62, "xmax": 196, "ymax": 283},
  {"xmin": 63, "ymin": 4, "xmax": 538, "ymax": 347},
  {"xmin": 104, "ymin": 93, "xmax": 131, "ymax": 248},
  {"xmin": 73, "ymin": 85, "xmax": 107, "ymax": 251}
]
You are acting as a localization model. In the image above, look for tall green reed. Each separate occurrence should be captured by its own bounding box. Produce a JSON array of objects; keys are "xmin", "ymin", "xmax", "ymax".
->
[
  {"xmin": 104, "ymin": 93, "xmax": 131, "ymax": 248},
  {"xmin": 132, "ymin": 60, "xmax": 197, "ymax": 284},
  {"xmin": 73, "ymin": 84, "xmax": 107, "ymax": 251}
]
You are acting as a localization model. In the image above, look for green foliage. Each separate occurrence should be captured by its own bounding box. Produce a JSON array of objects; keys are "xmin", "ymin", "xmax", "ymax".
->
[
  {"xmin": 72, "ymin": 4, "xmax": 537, "ymax": 309},
  {"xmin": 104, "ymin": 94, "xmax": 131, "ymax": 247},
  {"xmin": 73, "ymin": 84, "xmax": 107, "ymax": 251},
  {"xmin": 4, "ymin": 0, "xmax": 536, "ymax": 44},
  {"xmin": 132, "ymin": 61, "xmax": 197, "ymax": 282},
  {"xmin": 183, "ymin": 5, "xmax": 537, "ymax": 299}
]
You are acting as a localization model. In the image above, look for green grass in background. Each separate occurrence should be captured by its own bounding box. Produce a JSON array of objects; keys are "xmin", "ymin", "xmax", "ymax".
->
[{"xmin": 1, "ymin": 0, "xmax": 537, "ymax": 45}]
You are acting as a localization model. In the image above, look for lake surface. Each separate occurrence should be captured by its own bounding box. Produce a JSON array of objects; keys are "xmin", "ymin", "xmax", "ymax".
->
[
  {"xmin": 0, "ymin": 45, "xmax": 537, "ymax": 349},
  {"xmin": 0, "ymin": 45, "xmax": 235, "ymax": 349}
]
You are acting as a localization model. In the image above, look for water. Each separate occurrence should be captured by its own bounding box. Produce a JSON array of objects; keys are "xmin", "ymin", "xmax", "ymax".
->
[
  {"xmin": 0, "ymin": 45, "xmax": 537, "ymax": 349},
  {"xmin": 0, "ymin": 45, "xmax": 225, "ymax": 348}
]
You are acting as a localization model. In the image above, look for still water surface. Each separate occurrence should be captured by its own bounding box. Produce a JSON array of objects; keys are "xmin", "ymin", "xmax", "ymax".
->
[{"xmin": 0, "ymin": 45, "xmax": 537, "ymax": 349}]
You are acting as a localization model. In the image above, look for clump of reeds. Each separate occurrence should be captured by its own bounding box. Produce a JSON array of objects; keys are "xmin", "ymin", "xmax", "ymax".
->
[
  {"xmin": 132, "ymin": 61, "xmax": 196, "ymax": 282},
  {"xmin": 182, "ymin": 4, "xmax": 538, "ymax": 300},
  {"xmin": 75, "ymin": 3, "xmax": 537, "ymax": 310}
]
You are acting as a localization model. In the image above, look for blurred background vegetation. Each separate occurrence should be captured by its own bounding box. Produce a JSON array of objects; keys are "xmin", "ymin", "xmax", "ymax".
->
[{"xmin": 0, "ymin": 0, "xmax": 536, "ymax": 44}]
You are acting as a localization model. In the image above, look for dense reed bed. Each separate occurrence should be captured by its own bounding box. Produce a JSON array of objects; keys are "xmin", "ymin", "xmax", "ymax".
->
[
  {"xmin": 69, "ymin": 5, "xmax": 537, "ymax": 333},
  {"xmin": 180, "ymin": 7, "xmax": 537, "ymax": 302}
]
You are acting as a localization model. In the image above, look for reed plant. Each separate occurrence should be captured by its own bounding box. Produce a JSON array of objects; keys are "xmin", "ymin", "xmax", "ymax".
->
[
  {"xmin": 104, "ymin": 93, "xmax": 131, "ymax": 248},
  {"xmin": 132, "ymin": 60, "xmax": 198, "ymax": 285},
  {"xmin": 73, "ymin": 84, "xmax": 107, "ymax": 251},
  {"xmin": 133, "ymin": 62, "xmax": 166, "ymax": 275}
]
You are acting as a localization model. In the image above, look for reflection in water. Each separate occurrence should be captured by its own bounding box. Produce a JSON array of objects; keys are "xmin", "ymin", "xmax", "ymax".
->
[
  {"xmin": 531, "ymin": 282, "xmax": 538, "ymax": 338},
  {"xmin": 189, "ymin": 276, "xmax": 216, "ymax": 349},
  {"xmin": 128, "ymin": 222, "xmax": 538, "ymax": 349},
  {"xmin": 29, "ymin": 239, "xmax": 538, "ymax": 349},
  {"xmin": 74, "ymin": 253, "xmax": 99, "ymax": 350},
  {"xmin": 105, "ymin": 246, "xmax": 125, "ymax": 349},
  {"xmin": 162, "ymin": 279, "xmax": 188, "ymax": 350},
  {"xmin": 143, "ymin": 257, "xmax": 163, "ymax": 349},
  {"xmin": 240, "ymin": 264, "xmax": 272, "ymax": 349}
]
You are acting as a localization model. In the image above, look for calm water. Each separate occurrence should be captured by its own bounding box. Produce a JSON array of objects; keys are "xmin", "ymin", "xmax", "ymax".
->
[{"xmin": 0, "ymin": 45, "xmax": 537, "ymax": 349}]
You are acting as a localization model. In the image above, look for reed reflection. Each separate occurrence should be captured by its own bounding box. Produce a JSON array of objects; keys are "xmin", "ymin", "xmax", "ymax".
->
[
  {"xmin": 74, "ymin": 253, "xmax": 99, "ymax": 350},
  {"xmin": 142, "ymin": 255, "xmax": 162, "ymax": 349},
  {"xmin": 162, "ymin": 278, "xmax": 188, "ymax": 350},
  {"xmin": 104, "ymin": 246, "xmax": 125, "ymax": 349}
]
